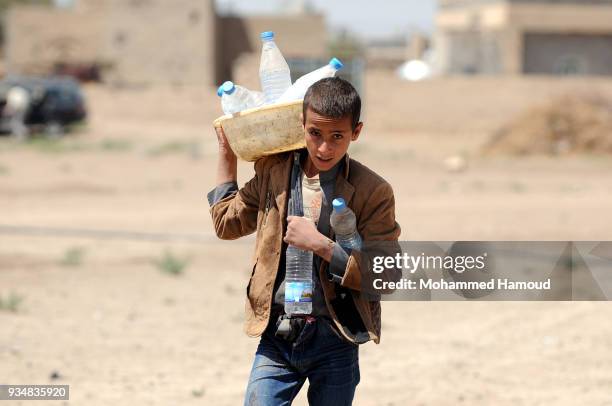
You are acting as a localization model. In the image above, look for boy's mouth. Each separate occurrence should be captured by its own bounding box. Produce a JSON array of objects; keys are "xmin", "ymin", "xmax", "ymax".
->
[{"xmin": 316, "ymin": 156, "xmax": 333, "ymax": 163}]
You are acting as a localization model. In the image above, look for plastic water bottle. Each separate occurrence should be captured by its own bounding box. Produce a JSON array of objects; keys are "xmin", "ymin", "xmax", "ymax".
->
[
  {"xmin": 250, "ymin": 90, "xmax": 266, "ymax": 108},
  {"xmin": 259, "ymin": 31, "xmax": 292, "ymax": 104},
  {"xmin": 217, "ymin": 81, "xmax": 264, "ymax": 115},
  {"xmin": 330, "ymin": 198, "xmax": 362, "ymax": 252},
  {"xmin": 276, "ymin": 57, "xmax": 344, "ymax": 103},
  {"xmin": 284, "ymin": 246, "xmax": 313, "ymax": 315}
]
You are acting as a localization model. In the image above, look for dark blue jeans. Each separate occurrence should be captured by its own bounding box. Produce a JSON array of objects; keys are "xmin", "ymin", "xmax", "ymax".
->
[{"xmin": 244, "ymin": 317, "xmax": 360, "ymax": 405}]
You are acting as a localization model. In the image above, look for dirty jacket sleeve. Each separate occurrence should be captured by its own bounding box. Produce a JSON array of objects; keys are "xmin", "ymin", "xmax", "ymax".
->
[{"xmin": 208, "ymin": 159, "xmax": 264, "ymax": 240}]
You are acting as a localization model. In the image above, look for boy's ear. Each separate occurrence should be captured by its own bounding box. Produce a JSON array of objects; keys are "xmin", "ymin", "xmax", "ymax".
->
[
  {"xmin": 351, "ymin": 122, "xmax": 363, "ymax": 141},
  {"xmin": 300, "ymin": 113, "xmax": 304, "ymax": 129}
]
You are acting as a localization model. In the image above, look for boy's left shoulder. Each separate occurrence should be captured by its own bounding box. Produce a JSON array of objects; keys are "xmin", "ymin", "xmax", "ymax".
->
[{"xmin": 347, "ymin": 157, "xmax": 392, "ymax": 191}]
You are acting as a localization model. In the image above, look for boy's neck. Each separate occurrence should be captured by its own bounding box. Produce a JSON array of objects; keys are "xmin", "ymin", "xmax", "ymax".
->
[{"xmin": 302, "ymin": 155, "xmax": 319, "ymax": 178}]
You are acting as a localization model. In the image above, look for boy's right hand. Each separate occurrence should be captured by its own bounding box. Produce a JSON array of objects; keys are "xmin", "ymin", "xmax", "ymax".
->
[
  {"xmin": 214, "ymin": 125, "xmax": 237, "ymax": 185},
  {"xmin": 215, "ymin": 125, "xmax": 236, "ymax": 158}
]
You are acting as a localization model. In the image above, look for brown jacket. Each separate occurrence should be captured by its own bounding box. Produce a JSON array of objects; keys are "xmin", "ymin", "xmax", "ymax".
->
[{"xmin": 210, "ymin": 151, "xmax": 401, "ymax": 344}]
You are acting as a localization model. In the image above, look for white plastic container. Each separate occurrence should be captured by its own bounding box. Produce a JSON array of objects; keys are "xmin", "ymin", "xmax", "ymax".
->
[
  {"xmin": 259, "ymin": 31, "xmax": 292, "ymax": 104},
  {"xmin": 276, "ymin": 57, "xmax": 344, "ymax": 103}
]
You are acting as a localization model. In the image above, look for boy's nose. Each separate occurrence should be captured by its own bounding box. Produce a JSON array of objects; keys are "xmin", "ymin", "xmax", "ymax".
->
[{"xmin": 318, "ymin": 142, "xmax": 333, "ymax": 155}]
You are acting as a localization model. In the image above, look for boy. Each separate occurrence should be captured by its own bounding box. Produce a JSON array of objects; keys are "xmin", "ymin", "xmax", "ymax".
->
[{"xmin": 208, "ymin": 77, "xmax": 401, "ymax": 405}]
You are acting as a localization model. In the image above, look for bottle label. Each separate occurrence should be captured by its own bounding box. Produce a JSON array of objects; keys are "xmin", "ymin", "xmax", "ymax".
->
[{"xmin": 285, "ymin": 281, "xmax": 313, "ymax": 303}]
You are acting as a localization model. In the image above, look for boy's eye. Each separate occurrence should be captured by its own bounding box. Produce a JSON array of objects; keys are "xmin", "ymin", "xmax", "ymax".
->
[
  {"xmin": 309, "ymin": 129, "xmax": 320, "ymax": 137},
  {"xmin": 333, "ymin": 133, "xmax": 343, "ymax": 140}
]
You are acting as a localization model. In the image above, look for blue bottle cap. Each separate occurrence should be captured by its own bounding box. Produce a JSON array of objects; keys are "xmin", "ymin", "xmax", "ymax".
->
[
  {"xmin": 329, "ymin": 57, "xmax": 344, "ymax": 70},
  {"xmin": 332, "ymin": 198, "xmax": 347, "ymax": 212},
  {"xmin": 216, "ymin": 85, "xmax": 224, "ymax": 97},
  {"xmin": 260, "ymin": 31, "xmax": 275, "ymax": 40},
  {"xmin": 221, "ymin": 81, "xmax": 236, "ymax": 95}
]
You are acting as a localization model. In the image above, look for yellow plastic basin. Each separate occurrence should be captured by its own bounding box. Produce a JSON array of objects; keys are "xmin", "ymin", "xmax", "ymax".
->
[{"xmin": 213, "ymin": 100, "xmax": 305, "ymax": 162}]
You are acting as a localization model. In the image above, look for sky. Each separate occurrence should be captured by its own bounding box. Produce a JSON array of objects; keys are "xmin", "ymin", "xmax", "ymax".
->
[
  {"xmin": 53, "ymin": 0, "xmax": 437, "ymax": 40},
  {"xmin": 215, "ymin": 0, "xmax": 438, "ymax": 40}
]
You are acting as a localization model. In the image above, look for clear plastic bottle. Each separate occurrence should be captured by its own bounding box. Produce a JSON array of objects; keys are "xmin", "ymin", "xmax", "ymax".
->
[
  {"xmin": 284, "ymin": 246, "xmax": 313, "ymax": 315},
  {"xmin": 250, "ymin": 90, "xmax": 266, "ymax": 108},
  {"xmin": 330, "ymin": 198, "xmax": 362, "ymax": 252},
  {"xmin": 217, "ymin": 81, "xmax": 265, "ymax": 115},
  {"xmin": 259, "ymin": 31, "xmax": 292, "ymax": 104},
  {"xmin": 276, "ymin": 57, "xmax": 344, "ymax": 103}
]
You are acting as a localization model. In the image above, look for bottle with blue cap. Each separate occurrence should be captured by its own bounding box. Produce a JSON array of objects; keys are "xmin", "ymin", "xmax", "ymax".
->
[
  {"xmin": 330, "ymin": 198, "xmax": 362, "ymax": 252},
  {"xmin": 276, "ymin": 57, "xmax": 345, "ymax": 104},
  {"xmin": 217, "ymin": 81, "xmax": 265, "ymax": 115},
  {"xmin": 259, "ymin": 31, "xmax": 292, "ymax": 104},
  {"xmin": 284, "ymin": 243, "xmax": 313, "ymax": 315}
]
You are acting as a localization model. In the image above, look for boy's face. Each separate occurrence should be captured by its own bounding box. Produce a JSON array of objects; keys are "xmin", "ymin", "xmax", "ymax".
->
[{"xmin": 302, "ymin": 108, "xmax": 362, "ymax": 173}]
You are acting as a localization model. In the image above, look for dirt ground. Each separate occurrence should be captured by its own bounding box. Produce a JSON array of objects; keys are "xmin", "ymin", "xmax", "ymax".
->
[{"xmin": 1, "ymin": 74, "xmax": 612, "ymax": 405}]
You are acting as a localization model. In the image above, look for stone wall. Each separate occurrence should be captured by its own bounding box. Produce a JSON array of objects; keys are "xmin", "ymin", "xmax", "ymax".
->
[
  {"xmin": 103, "ymin": 0, "xmax": 216, "ymax": 86},
  {"xmin": 5, "ymin": 5, "xmax": 107, "ymax": 75},
  {"xmin": 5, "ymin": 0, "xmax": 216, "ymax": 86}
]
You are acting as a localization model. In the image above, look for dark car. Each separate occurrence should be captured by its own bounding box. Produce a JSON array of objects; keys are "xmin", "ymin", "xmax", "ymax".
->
[{"xmin": 0, "ymin": 76, "xmax": 87, "ymax": 136}]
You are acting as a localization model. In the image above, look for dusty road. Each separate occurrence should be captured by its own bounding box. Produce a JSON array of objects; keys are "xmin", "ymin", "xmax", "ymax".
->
[{"xmin": 1, "ymin": 77, "xmax": 611, "ymax": 405}]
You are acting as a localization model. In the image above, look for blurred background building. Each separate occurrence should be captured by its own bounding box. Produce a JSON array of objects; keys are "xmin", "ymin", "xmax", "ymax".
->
[
  {"xmin": 3, "ymin": 0, "xmax": 328, "ymax": 87},
  {"xmin": 4, "ymin": 0, "xmax": 612, "ymax": 89},
  {"xmin": 219, "ymin": 10, "xmax": 327, "ymax": 91},
  {"xmin": 436, "ymin": 0, "xmax": 612, "ymax": 75}
]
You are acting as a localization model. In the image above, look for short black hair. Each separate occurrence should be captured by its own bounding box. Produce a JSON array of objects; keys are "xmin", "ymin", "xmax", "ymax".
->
[{"xmin": 303, "ymin": 77, "xmax": 361, "ymax": 130}]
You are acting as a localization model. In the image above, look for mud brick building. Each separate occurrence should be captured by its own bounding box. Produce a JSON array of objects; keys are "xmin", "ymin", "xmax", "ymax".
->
[
  {"xmin": 4, "ymin": 0, "xmax": 326, "ymax": 86},
  {"xmin": 436, "ymin": 0, "xmax": 612, "ymax": 75}
]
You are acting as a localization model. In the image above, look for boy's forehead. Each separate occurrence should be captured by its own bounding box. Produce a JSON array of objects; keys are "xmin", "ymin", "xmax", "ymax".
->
[{"xmin": 304, "ymin": 108, "xmax": 352, "ymax": 128}]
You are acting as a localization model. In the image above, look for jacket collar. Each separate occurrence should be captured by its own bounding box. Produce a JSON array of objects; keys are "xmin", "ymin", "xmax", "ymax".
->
[
  {"xmin": 333, "ymin": 153, "xmax": 354, "ymax": 207},
  {"xmin": 269, "ymin": 155, "xmax": 292, "ymax": 223},
  {"xmin": 342, "ymin": 152, "xmax": 350, "ymax": 179},
  {"xmin": 268, "ymin": 151, "xmax": 354, "ymax": 222}
]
